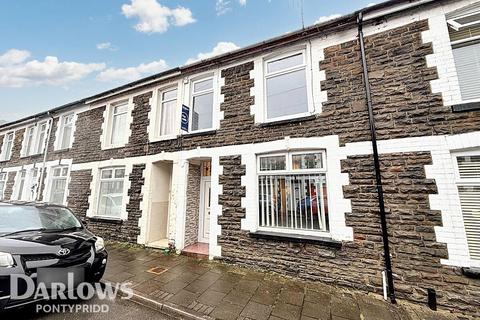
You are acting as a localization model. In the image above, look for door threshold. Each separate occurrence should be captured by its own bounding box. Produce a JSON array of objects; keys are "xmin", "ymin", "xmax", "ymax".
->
[
  {"xmin": 147, "ymin": 239, "xmax": 170, "ymax": 249},
  {"xmin": 181, "ymin": 242, "xmax": 209, "ymax": 260}
]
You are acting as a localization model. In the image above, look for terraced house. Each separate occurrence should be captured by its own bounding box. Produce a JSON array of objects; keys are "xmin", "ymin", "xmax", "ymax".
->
[{"xmin": 1, "ymin": 0, "xmax": 480, "ymax": 317}]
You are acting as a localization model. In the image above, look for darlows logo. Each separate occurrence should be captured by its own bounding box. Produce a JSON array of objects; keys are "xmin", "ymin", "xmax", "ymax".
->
[
  {"xmin": 57, "ymin": 248, "xmax": 71, "ymax": 256},
  {"xmin": 9, "ymin": 271, "xmax": 133, "ymax": 314}
]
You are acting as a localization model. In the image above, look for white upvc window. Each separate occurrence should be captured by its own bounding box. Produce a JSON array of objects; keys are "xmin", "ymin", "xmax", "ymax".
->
[
  {"xmin": 264, "ymin": 50, "xmax": 310, "ymax": 121},
  {"xmin": 102, "ymin": 99, "xmax": 131, "ymax": 149},
  {"xmin": 454, "ymin": 152, "xmax": 480, "ymax": 262},
  {"xmin": 22, "ymin": 121, "xmax": 48, "ymax": 156},
  {"xmin": 58, "ymin": 113, "xmax": 74, "ymax": 150},
  {"xmin": 49, "ymin": 166, "xmax": 69, "ymax": 204},
  {"xmin": 157, "ymin": 87, "xmax": 178, "ymax": 137},
  {"xmin": 15, "ymin": 168, "xmax": 40, "ymax": 201},
  {"xmin": 96, "ymin": 167, "xmax": 126, "ymax": 219},
  {"xmin": 257, "ymin": 151, "xmax": 329, "ymax": 236},
  {"xmin": 190, "ymin": 77, "xmax": 214, "ymax": 132},
  {"xmin": 447, "ymin": 11, "xmax": 480, "ymax": 102},
  {"xmin": 0, "ymin": 132, "xmax": 14, "ymax": 161},
  {"xmin": 15, "ymin": 170, "xmax": 27, "ymax": 200},
  {"xmin": 0, "ymin": 173, "xmax": 6, "ymax": 200}
]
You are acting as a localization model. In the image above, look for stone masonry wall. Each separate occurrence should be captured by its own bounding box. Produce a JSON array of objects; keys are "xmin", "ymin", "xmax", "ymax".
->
[
  {"xmin": 217, "ymin": 153, "xmax": 480, "ymax": 318},
  {"xmin": 184, "ymin": 163, "xmax": 201, "ymax": 247}
]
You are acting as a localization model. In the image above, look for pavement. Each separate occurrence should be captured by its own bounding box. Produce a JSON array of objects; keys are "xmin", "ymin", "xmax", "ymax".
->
[
  {"xmin": 103, "ymin": 242, "xmax": 459, "ymax": 320},
  {"xmin": 2, "ymin": 292, "xmax": 176, "ymax": 320}
]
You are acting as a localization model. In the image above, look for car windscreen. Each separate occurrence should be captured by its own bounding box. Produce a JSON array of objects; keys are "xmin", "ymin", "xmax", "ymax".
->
[{"xmin": 0, "ymin": 206, "xmax": 82, "ymax": 235}]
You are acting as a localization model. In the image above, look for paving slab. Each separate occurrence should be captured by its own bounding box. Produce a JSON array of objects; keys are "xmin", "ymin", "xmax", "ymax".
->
[{"xmin": 103, "ymin": 242, "xmax": 466, "ymax": 320}]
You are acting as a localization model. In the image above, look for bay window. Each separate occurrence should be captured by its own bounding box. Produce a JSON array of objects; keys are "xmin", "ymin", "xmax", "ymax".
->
[
  {"xmin": 257, "ymin": 151, "xmax": 329, "ymax": 234},
  {"xmin": 58, "ymin": 113, "xmax": 74, "ymax": 150},
  {"xmin": 49, "ymin": 166, "xmax": 69, "ymax": 204},
  {"xmin": 0, "ymin": 173, "xmax": 6, "ymax": 200},
  {"xmin": 190, "ymin": 77, "xmax": 214, "ymax": 131},
  {"xmin": 264, "ymin": 51, "xmax": 309, "ymax": 120},
  {"xmin": 158, "ymin": 87, "xmax": 177, "ymax": 136},
  {"xmin": 0, "ymin": 132, "xmax": 14, "ymax": 161},
  {"xmin": 455, "ymin": 153, "xmax": 480, "ymax": 262},
  {"xmin": 97, "ymin": 167, "xmax": 125, "ymax": 218}
]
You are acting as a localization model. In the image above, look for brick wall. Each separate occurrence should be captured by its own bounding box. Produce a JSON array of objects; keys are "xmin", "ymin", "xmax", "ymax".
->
[{"xmin": 184, "ymin": 163, "xmax": 201, "ymax": 247}]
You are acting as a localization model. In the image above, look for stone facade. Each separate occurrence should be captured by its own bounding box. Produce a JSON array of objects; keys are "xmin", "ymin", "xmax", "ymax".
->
[
  {"xmin": 184, "ymin": 163, "xmax": 201, "ymax": 247},
  {"xmin": 1, "ymin": 1, "xmax": 480, "ymax": 317}
]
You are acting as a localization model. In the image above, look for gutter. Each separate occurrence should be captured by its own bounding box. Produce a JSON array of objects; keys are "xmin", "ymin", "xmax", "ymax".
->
[
  {"xmin": 357, "ymin": 11, "xmax": 396, "ymax": 303},
  {"xmin": 36, "ymin": 112, "xmax": 54, "ymax": 201}
]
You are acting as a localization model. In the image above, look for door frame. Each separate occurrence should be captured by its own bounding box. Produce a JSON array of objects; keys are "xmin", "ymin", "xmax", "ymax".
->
[{"xmin": 198, "ymin": 176, "xmax": 211, "ymax": 243}]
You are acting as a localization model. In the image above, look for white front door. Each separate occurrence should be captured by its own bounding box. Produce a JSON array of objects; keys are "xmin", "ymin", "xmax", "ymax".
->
[{"xmin": 198, "ymin": 178, "xmax": 211, "ymax": 243}]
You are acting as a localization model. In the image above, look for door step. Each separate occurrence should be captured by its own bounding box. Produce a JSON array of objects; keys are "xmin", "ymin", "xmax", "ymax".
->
[{"xmin": 181, "ymin": 243, "xmax": 209, "ymax": 260}]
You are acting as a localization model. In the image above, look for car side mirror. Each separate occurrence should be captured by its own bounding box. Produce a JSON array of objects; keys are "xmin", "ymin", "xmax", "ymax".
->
[{"xmin": 81, "ymin": 219, "xmax": 87, "ymax": 225}]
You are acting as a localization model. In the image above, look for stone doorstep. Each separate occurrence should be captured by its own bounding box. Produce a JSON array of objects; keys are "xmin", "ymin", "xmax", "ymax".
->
[{"xmin": 105, "ymin": 281, "xmax": 214, "ymax": 320}]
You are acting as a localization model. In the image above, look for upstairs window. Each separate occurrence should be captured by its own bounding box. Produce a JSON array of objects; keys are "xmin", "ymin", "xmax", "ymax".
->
[
  {"xmin": 0, "ymin": 132, "xmax": 14, "ymax": 161},
  {"xmin": 448, "ymin": 11, "xmax": 480, "ymax": 101},
  {"xmin": 58, "ymin": 113, "xmax": 74, "ymax": 150},
  {"xmin": 264, "ymin": 51, "xmax": 309, "ymax": 120},
  {"xmin": 158, "ymin": 87, "xmax": 177, "ymax": 136},
  {"xmin": 97, "ymin": 167, "xmax": 125, "ymax": 218},
  {"xmin": 455, "ymin": 153, "xmax": 480, "ymax": 262},
  {"xmin": 22, "ymin": 121, "xmax": 48, "ymax": 156},
  {"xmin": 109, "ymin": 100, "xmax": 129, "ymax": 147},
  {"xmin": 190, "ymin": 77, "xmax": 214, "ymax": 132},
  {"xmin": 257, "ymin": 151, "xmax": 329, "ymax": 234},
  {"xmin": 0, "ymin": 173, "xmax": 6, "ymax": 200}
]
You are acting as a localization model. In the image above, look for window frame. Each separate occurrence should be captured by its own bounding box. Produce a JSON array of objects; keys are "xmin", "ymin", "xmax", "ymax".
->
[
  {"xmin": 189, "ymin": 75, "xmax": 215, "ymax": 133},
  {"xmin": 22, "ymin": 121, "xmax": 49, "ymax": 157},
  {"xmin": 58, "ymin": 113, "xmax": 74, "ymax": 150},
  {"xmin": 156, "ymin": 85, "xmax": 179, "ymax": 139},
  {"xmin": 257, "ymin": 150, "xmax": 327, "ymax": 174},
  {"xmin": 447, "ymin": 11, "xmax": 480, "ymax": 31},
  {"xmin": 110, "ymin": 101, "xmax": 129, "ymax": 147},
  {"xmin": 0, "ymin": 132, "xmax": 15, "ymax": 161},
  {"xmin": 256, "ymin": 150, "xmax": 329, "ymax": 237},
  {"xmin": 95, "ymin": 166, "xmax": 127, "ymax": 220},
  {"xmin": 452, "ymin": 149, "xmax": 480, "ymax": 264},
  {"xmin": 263, "ymin": 49, "xmax": 313, "ymax": 123},
  {"xmin": 447, "ymin": 12, "xmax": 480, "ymax": 105},
  {"xmin": 15, "ymin": 170, "xmax": 27, "ymax": 201},
  {"xmin": 0, "ymin": 172, "xmax": 6, "ymax": 200},
  {"xmin": 102, "ymin": 98, "xmax": 132, "ymax": 150},
  {"xmin": 48, "ymin": 165, "xmax": 69, "ymax": 205}
]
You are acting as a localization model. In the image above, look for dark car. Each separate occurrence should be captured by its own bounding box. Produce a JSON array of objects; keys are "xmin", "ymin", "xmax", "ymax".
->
[{"xmin": 0, "ymin": 202, "xmax": 108, "ymax": 311}]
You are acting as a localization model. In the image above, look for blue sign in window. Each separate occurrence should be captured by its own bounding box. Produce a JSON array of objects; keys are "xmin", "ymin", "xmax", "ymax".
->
[{"xmin": 181, "ymin": 104, "xmax": 189, "ymax": 132}]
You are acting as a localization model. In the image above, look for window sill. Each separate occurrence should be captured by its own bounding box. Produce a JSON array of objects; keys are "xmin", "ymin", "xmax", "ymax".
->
[
  {"xmin": 53, "ymin": 148, "xmax": 71, "ymax": 153},
  {"xmin": 101, "ymin": 144, "xmax": 127, "ymax": 151},
  {"xmin": 249, "ymin": 230, "xmax": 342, "ymax": 248},
  {"xmin": 257, "ymin": 114, "xmax": 317, "ymax": 128},
  {"xmin": 451, "ymin": 101, "xmax": 480, "ymax": 112},
  {"xmin": 150, "ymin": 134, "xmax": 178, "ymax": 142},
  {"xmin": 182, "ymin": 129, "xmax": 217, "ymax": 138},
  {"xmin": 87, "ymin": 216, "xmax": 124, "ymax": 224},
  {"xmin": 20, "ymin": 153, "xmax": 43, "ymax": 159},
  {"xmin": 462, "ymin": 267, "xmax": 480, "ymax": 279}
]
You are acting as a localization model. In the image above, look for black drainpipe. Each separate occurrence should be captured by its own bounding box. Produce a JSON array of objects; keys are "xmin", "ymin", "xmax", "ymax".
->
[{"xmin": 357, "ymin": 11, "xmax": 396, "ymax": 303}]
